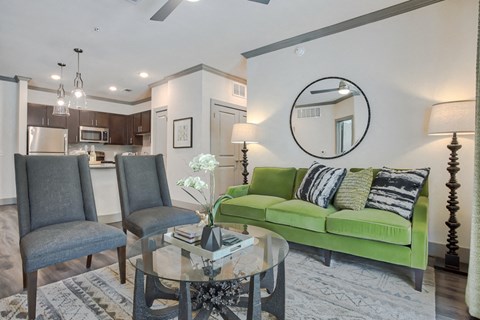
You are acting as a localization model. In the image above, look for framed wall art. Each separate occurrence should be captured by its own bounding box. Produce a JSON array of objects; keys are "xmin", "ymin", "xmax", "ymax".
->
[{"xmin": 173, "ymin": 117, "xmax": 193, "ymax": 148}]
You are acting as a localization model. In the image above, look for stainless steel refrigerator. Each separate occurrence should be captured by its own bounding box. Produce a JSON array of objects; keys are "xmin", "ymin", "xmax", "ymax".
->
[{"xmin": 27, "ymin": 126, "xmax": 68, "ymax": 155}]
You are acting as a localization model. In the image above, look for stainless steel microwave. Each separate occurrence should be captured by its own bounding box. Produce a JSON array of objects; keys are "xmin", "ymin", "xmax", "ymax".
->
[{"xmin": 79, "ymin": 126, "xmax": 109, "ymax": 143}]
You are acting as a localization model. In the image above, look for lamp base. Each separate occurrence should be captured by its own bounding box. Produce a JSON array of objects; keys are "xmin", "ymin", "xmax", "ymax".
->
[
  {"xmin": 241, "ymin": 141, "xmax": 249, "ymax": 185},
  {"xmin": 433, "ymin": 256, "xmax": 468, "ymax": 276}
]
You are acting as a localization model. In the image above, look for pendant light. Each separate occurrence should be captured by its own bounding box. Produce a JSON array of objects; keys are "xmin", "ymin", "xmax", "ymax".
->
[
  {"xmin": 52, "ymin": 63, "xmax": 70, "ymax": 116},
  {"xmin": 68, "ymin": 48, "xmax": 87, "ymax": 109}
]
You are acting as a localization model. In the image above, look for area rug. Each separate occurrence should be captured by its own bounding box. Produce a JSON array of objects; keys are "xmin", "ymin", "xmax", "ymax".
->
[{"xmin": 0, "ymin": 249, "xmax": 435, "ymax": 319}]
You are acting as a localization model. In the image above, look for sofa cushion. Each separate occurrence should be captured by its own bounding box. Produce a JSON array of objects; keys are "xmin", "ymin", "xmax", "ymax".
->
[
  {"xmin": 334, "ymin": 168, "xmax": 373, "ymax": 211},
  {"xmin": 366, "ymin": 167, "xmax": 430, "ymax": 220},
  {"xmin": 220, "ymin": 194, "xmax": 286, "ymax": 221},
  {"xmin": 326, "ymin": 208, "xmax": 412, "ymax": 245},
  {"xmin": 248, "ymin": 167, "xmax": 297, "ymax": 200},
  {"xmin": 266, "ymin": 200, "xmax": 337, "ymax": 233},
  {"xmin": 295, "ymin": 162, "xmax": 346, "ymax": 208}
]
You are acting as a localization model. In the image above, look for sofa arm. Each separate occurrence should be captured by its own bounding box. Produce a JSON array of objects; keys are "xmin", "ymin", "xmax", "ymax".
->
[
  {"xmin": 410, "ymin": 196, "xmax": 429, "ymax": 269},
  {"xmin": 226, "ymin": 184, "xmax": 249, "ymax": 198}
]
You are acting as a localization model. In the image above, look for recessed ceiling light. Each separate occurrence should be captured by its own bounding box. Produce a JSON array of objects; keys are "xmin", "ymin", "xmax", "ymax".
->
[
  {"xmin": 187, "ymin": 0, "xmax": 200, "ymax": 2},
  {"xmin": 109, "ymin": 86, "xmax": 117, "ymax": 91},
  {"xmin": 139, "ymin": 72, "xmax": 149, "ymax": 78},
  {"xmin": 51, "ymin": 74, "xmax": 61, "ymax": 80}
]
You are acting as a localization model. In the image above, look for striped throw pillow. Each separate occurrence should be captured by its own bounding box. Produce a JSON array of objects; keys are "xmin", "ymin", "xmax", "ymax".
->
[
  {"xmin": 365, "ymin": 167, "xmax": 430, "ymax": 220},
  {"xmin": 296, "ymin": 162, "xmax": 347, "ymax": 208},
  {"xmin": 334, "ymin": 168, "xmax": 373, "ymax": 211}
]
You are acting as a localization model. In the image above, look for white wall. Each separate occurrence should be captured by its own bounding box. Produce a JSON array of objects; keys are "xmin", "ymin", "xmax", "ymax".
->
[
  {"xmin": 0, "ymin": 80, "xmax": 19, "ymax": 202},
  {"xmin": 150, "ymin": 69, "xmax": 247, "ymax": 205},
  {"xmin": 164, "ymin": 72, "xmax": 204, "ymax": 203},
  {"xmin": 246, "ymin": 1, "xmax": 477, "ymax": 255}
]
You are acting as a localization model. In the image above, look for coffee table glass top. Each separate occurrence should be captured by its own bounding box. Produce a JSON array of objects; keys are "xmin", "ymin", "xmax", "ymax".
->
[{"xmin": 127, "ymin": 223, "xmax": 289, "ymax": 283}]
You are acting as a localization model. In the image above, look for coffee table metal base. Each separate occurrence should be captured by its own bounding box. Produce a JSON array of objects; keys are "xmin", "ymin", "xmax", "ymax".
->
[
  {"xmin": 133, "ymin": 260, "xmax": 179, "ymax": 320},
  {"xmin": 133, "ymin": 259, "xmax": 285, "ymax": 320}
]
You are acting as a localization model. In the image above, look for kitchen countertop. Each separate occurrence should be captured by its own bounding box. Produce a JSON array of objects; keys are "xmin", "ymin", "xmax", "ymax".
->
[{"xmin": 89, "ymin": 163, "xmax": 116, "ymax": 169}]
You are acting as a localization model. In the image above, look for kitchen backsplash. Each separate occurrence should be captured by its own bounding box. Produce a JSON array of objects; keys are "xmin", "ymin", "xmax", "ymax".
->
[{"xmin": 68, "ymin": 143, "xmax": 142, "ymax": 161}]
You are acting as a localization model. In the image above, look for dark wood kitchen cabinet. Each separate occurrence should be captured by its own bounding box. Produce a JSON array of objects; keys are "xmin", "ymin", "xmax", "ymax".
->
[
  {"xmin": 141, "ymin": 110, "xmax": 151, "ymax": 133},
  {"xmin": 133, "ymin": 111, "xmax": 151, "ymax": 134},
  {"xmin": 109, "ymin": 114, "xmax": 127, "ymax": 145},
  {"xmin": 79, "ymin": 110, "xmax": 109, "ymax": 127},
  {"xmin": 127, "ymin": 115, "xmax": 142, "ymax": 145},
  {"xmin": 67, "ymin": 109, "xmax": 80, "ymax": 143},
  {"xmin": 27, "ymin": 103, "xmax": 67, "ymax": 128}
]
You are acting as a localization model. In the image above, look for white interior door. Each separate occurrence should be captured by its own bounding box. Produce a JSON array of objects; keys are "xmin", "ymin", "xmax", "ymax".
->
[
  {"xmin": 210, "ymin": 100, "xmax": 246, "ymax": 197},
  {"xmin": 155, "ymin": 110, "xmax": 168, "ymax": 164}
]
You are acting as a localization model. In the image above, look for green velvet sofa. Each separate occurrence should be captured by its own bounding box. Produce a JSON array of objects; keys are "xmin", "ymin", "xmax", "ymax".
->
[{"xmin": 215, "ymin": 167, "xmax": 429, "ymax": 291}]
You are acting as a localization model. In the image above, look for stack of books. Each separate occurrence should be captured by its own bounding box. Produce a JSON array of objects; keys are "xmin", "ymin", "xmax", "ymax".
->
[{"xmin": 173, "ymin": 225, "xmax": 203, "ymax": 243}]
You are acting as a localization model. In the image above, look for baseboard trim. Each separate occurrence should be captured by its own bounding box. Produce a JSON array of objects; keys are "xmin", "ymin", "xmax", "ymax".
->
[
  {"xmin": 429, "ymin": 241, "xmax": 470, "ymax": 264},
  {"xmin": 0, "ymin": 198, "xmax": 16, "ymax": 205},
  {"xmin": 98, "ymin": 213, "xmax": 122, "ymax": 224},
  {"xmin": 172, "ymin": 200, "xmax": 202, "ymax": 212}
]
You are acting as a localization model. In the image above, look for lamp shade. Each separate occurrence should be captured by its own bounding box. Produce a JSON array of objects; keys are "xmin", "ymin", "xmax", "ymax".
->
[
  {"xmin": 428, "ymin": 100, "xmax": 475, "ymax": 135},
  {"xmin": 231, "ymin": 123, "xmax": 259, "ymax": 144}
]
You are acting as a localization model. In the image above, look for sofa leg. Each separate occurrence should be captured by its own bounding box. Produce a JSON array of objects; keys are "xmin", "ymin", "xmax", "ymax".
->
[
  {"xmin": 324, "ymin": 250, "xmax": 332, "ymax": 267},
  {"xmin": 414, "ymin": 269, "xmax": 424, "ymax": 292}
]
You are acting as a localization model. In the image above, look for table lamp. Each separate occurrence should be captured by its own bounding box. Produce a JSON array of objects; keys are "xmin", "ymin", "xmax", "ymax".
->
[
  {"xmin": 231, "ymin": 123, "xmax": 259, "ymax": 184},
  {"xmin": 428, "ymin": 100, "xmax": 475, "ymax": 273}
]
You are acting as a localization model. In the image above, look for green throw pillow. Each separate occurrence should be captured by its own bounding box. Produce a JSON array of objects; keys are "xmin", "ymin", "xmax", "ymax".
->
[{"xmin": 334, "ymin": 168, "xmax": 373, "ymax": 211}]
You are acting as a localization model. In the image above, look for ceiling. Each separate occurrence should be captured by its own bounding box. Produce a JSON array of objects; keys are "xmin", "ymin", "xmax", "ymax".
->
[{"xmin": 0, "ymin": 0, "xmax": 405, "ymax": 103}]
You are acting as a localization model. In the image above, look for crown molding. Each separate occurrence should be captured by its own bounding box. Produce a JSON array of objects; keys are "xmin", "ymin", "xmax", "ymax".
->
[
  {"xmin": 15, "ymin": 75, "xmax": 32, "ymax": 82},
  {"xmin": 0, "ymin": 75, "xmax": 32, "ymax": 83},
  {"xmin": 148, "ymin": 63, "xmax": 247, "ymax": 88},
  {"xmin": 27, "ymin": 86, "xmax": 151, "ymax": 106},
  {"xmin": 242, "ymin": 0, "xmax": 445, "ymax": 59},
  {"xmin": 3, "ymin": 62, "xmax": 246, "ymax": 105},
  {"xmin": 0, "ymin": 75, "xmax": 17, "ymax": 82}
]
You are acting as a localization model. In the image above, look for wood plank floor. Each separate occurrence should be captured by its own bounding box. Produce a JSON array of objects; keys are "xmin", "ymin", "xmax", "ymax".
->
[{"xmin": 0, "ymin": 204, "xmax": 478, "ymax": 319}]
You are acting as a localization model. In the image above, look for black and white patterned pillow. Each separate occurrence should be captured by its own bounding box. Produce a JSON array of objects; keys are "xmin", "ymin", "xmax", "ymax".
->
[
  {"xmin": 365, "ymin": 167, "xmax": 430, "ymax": 220},
  {"xmin": 296, "ymin": 162, "xmax": 347, "ymax": 208}
]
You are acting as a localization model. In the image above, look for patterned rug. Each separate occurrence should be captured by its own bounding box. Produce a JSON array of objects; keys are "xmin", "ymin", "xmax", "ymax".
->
[{"xmin": 0, "ymin": 248, "xmax": 435, "ymax": 319}]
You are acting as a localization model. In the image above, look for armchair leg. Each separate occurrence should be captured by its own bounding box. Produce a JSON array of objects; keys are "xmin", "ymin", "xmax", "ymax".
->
[
  {"xmin": 414, "ymin": 269, "xmax": 424, "ymax": 292},
  {"xmin": 27, "ymin": 270, "xmax": 38, "ymax": 320},
  {"xmin": 118, "ymin": 246, "xmax": 126, "ymax": 284},
  {"xmin": 86, "ymin": 255, "xmax": 93, "ymax": 269},
  {"xmin": 22, "ymin": 270, "xmax": 27, "ymax": 289}
]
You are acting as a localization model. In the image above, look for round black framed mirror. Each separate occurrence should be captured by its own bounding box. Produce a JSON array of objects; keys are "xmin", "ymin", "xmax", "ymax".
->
[{"xmin": 290, "ymin": 77, "xmax": 371, "ymax": 159}]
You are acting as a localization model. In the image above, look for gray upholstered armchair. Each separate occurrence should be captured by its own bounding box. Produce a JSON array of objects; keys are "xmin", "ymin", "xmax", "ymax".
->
[
  {"xmin": 115, "ymin": 154, "xmax": 199, "ymax": 238},
  {"xmin": 14, "ymin": 154, "xmax": 127, "ymax": 320}
]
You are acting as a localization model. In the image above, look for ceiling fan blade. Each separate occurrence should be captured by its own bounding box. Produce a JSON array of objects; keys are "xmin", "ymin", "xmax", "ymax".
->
[
  {"xmin": 150, "ymin": 0, "xmax": 183, "ymax": 21},
  {"xmin": 248, "ymin": 0, "xmax": 270, "ymax": 4},
  {"xmin": 310, "ymin": 88, "xmax": 338, "ymax": 94}
]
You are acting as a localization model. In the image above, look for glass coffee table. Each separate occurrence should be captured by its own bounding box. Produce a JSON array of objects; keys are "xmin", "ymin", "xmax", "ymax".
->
[{"xmin": 127, "ymin": 223, "xmax": 289, "ymax": 320}]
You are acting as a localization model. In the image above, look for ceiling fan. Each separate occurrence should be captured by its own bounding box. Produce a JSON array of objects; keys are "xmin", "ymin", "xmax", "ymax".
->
[
  {"xmin": 310, "ymin": 81, "xmax": 360, "ymax": 96},
  {"xmin": 150, "ymin": 0, "xmax": 270, "ymax": 21}
]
